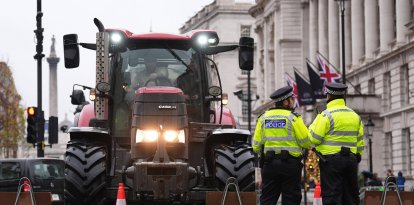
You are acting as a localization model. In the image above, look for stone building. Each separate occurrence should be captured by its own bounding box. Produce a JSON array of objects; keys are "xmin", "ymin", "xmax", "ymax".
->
[
  {"xmin": 249, "ymin": 0, "xmax": 414, "ymax": 180},
  {"xmin": 179, "ymin": 0, "xmax": 257, "ymax": 130}
]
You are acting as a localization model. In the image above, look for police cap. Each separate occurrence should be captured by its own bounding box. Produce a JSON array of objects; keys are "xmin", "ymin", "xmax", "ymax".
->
[
  {"xmin": 270, "ymin": 86, "xmax": 294, "ymax": 102},
  {"xmin": 325, "ymin": 82, "xmax": 348, "ymax": 96}
]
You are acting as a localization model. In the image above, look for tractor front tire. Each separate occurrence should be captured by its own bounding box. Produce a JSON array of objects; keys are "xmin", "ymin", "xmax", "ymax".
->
[
  {"xmin": 64, "ymin": 139, "xmax": 109, "ymax": 205},
  {"xmin": 214, "ymin": 144, "xmax": 255, "ymax": 191}
]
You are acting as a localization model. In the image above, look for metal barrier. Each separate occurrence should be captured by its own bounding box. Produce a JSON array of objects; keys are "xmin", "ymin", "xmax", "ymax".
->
[
  {"xmin": 220, "ymin": 177, "xmax": 243, "ymax": 205},
  {"xmin": 14, "ymin": 177, "xmax": 36, "ymax": 205},
  {"xmin": 380, "ymin": 176, "xmax": 403, "ymax": 205}
]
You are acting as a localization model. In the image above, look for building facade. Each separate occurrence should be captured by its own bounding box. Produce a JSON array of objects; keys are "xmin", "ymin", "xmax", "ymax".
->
[
  {"xmin": 250, "ymin": 0, "xmax": 414, "ymax": 180},
  {"xmin": 180, "ymin": 0, "xmax": 257, "ymax": 130}
]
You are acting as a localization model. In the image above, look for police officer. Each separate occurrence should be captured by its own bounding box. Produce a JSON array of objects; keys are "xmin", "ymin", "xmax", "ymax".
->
[
  {"xmin": 253, "ymin": 86, "xmax": 311, "ymax": 205},
  {"xmin": 308, "ymin": 82, "xmax": 364, "ymax": 205}
]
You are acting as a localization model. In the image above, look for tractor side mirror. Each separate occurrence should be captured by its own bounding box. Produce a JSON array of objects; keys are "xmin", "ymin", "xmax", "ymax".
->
[
  {"xmin": 70, "ymin": 90, "xmax": 86, "ymax": 105},
  {"xmin": 63, "ymin": 34, "xmax": 80, "ymax": 68},
  {"xmin": 238, "ymin": 37, "xmax": 254, "ymax": 71}
]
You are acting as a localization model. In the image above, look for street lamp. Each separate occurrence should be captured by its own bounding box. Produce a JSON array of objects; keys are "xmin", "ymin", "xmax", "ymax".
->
[
  {"xmin": 334, "ymin": 0, "xmax": 350, "ymax": 84},
  {"xmin": 364, "ymin": 115, "xmax": 375, "ymax": 173}
]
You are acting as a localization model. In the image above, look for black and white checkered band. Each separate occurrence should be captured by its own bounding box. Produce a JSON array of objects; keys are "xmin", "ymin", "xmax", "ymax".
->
[
  {"xmin": 274, "ymin": 91, "xmax": 294, "ymax": 102},
  {"xmin": 326, "ymin": 89, "xmax": 346, "ymax": 95}
]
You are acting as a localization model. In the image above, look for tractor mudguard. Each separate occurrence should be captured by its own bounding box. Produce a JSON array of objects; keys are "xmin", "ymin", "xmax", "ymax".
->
[
  {"xmin": 76, "ymin": 103, "xmax": 95, "ymax": 127},
  {"xmin": 211, "ymin": 107, "xmax": 237, "ymax": 128},
  {"xmin": 67, "ymin": 127, "xmax": 111, "ymax": 143}
]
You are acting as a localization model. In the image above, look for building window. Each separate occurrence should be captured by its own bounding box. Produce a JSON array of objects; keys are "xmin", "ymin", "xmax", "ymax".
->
[
  {"xmin": 354, "ymin": 84, "xmax": 361, "ymax": 94},
  {"xmin": 403, "ymin": 128, "xmax": 412, "ymax": 174},
  {"xmin": 384, "ymin": 72, "xmax": 391, "ymax": 111},
  {"xmin": 393, "ymin": 0, "xmax": 397, "ymax": 39},
  {"xmin": 242, "ymin": 93, "xmax": 248, "ymax": 121},
  {"xmin": 240, "ymin": 25, "xmax": 251, "ymax": 37},
  {"xmin": 401, "ymin": 64, "xmax": 410, "ymax": 105},
  {"xmin": 368, "ymin": 78, "xmax": 376, "ymax": 94},
  {"xmin": 385, "ymin": 132, "xmax": 393, "ymax": 169}
]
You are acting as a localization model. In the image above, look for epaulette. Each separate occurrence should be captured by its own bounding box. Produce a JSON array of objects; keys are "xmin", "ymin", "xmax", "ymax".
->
[{"xmin": 291, "ymin": 111, "xmax": 300, "ymax": 117}]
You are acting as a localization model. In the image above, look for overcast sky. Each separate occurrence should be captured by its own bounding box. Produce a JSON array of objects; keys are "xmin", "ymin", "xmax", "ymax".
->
[{"xmin": 0, "ymin": 0, "xmax": 221, "ymax": 122}]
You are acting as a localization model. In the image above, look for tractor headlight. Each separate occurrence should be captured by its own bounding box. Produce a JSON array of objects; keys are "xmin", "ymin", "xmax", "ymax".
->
[
  {"xmin": 196, "ymin": 35, "xmax": 218, "ymax": 47},
  {"xmin": 192, "ymin": 31, "xmax": 219, "ymax": 48},
  {"xmin": 197, "ymin": 35, "xmax": 208, "ymax": 46},
  {"xmin": 135, "ymin": 129, "xmax": 159, "ymax": 143},
  {"xmin": 110, "ymin": 32, "xmax": 123, "ymax": 44},
  {"xmin": 163, "ymin": 130, "xmax": 185, "ymax": 143}
]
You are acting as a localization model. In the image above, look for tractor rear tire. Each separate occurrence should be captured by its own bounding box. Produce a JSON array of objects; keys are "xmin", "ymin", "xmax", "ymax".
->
[
  {"xmin": 214, "ymin": 144, "xmax": 255, "ymax": 191},
  {"xmin": 64, "ymin": 139, "xmax": 109, "ymax": 205}
]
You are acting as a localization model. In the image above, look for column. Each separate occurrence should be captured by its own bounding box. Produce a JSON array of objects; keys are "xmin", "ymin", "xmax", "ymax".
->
[
  {"xmin": 309, "ymin": 0, "xmax": 318, "ymax": 64},
  {"xmin": 379, "ymin": 0, "xmax": 395, "ymax": 53},
  {"xmin": 254, "ymin": 24, "xmax": 265, "ymax": 105},
  {"xmin": 365, "ymin": 0, "xmax": 379, "ymax": 60},
  {"xmin": 328, "ymin": 0, "xmax": 339, "ymax": 67},
  {"xmin": 263, "ymin": 20, "xmax": 270, "ymax": 98},
  {"xmin": 344, "ymin": 1, "xmax": 352, "ymax": 68},
  {"xmin": 318, "ymin": 0, "xmax": 328, "ymax": 57},
  {"xmin": 351, "ymin": 0, "xmax": 365, "ymax": 66},
  {"xmin": 396, "ymin": 0, "xmax": 412, "ymax": 44}
]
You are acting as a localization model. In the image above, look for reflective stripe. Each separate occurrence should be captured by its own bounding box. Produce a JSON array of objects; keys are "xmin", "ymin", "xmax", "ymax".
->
[
  {"xmin": 263, "ymin": 136, "xmax": 296, "ymax": 142},
  {"xmin": 321, "ymin": 141, "xmax": 357, "ymax": 147},
  {"xmin": 331, "ymin": 131, "xmax": 359, "ymax": 136},
  {"xmin": 297, "ymin": 138, "xmax": 309, "ymax": 144},
  {"xmin": 264, "ymin": 147, "xmax": 302, "ymax": 153},
  {"xmin": 310, "ymin": 130, "xmax": 323, "ymax": 141},
  {"xmin": 253, "ymin": 140, "xmax": 261, "ymax": 146},
  {"xmin": 323, "ymin": 110, "xmax": 335, "ymax": 135},
  {"xmin": 357, "ymin": 146, "xmax": 364, "ymax": 152},
  {"xmin": 330, "ymin": 109, "xmax": 353, "ymax": 113},
  {"xmin": 357, "ymin": 135, "xmax": 364, "ymax": 142}
]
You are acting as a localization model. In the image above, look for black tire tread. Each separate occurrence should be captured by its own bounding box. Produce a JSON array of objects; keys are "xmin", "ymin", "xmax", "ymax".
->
[
  {"xmin": 64, "ymin": 139, "xmax": 108, "ymax": 205},
  {"xmin": 214, "ymin": 144, "xmax": 255, "ymax": 192}
]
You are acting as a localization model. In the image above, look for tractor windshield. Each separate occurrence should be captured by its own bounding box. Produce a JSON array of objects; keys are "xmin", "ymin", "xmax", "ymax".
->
[
  {"xmin": 120, "ymin": 48, "xmax": 202, "ymax": 103},
  {"xmin": 111, "ymin": 47, "xmax": 206, "ymax": 138}
]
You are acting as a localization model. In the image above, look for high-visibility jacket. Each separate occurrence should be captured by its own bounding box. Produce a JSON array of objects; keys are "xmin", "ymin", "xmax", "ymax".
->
[
  {"xmin": 253, "ymin": 108, "xmax": 311, "ymax": 157},
  {"xmin": 308, "ymin": 99, "xmax": 365, "ymax": 155}
]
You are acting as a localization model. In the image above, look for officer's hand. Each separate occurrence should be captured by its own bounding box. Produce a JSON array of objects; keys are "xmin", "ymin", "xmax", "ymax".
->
[{"xmin": 356, "ymin": 153, "xmax": 361, "ymax": 163}]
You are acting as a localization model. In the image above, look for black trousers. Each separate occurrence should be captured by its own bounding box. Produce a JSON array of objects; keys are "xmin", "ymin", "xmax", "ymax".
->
[
  {"xmin": 319, "ymin": 154, "xmax": 359, "ymax": 205},
  {"xmin": 260, "ymin": 157, "xmax": 302, "ymax": 205}
]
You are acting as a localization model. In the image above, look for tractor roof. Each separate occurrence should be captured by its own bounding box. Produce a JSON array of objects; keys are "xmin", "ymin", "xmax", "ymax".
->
[{"xmin": 105, "ymin": 28, "xmax": 218, "ymax": 41}]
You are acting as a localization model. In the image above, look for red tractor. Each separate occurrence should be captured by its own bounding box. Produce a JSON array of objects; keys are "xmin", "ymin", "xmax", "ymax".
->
[{"xmin": 63, "ymin": 19, "xmax": 255, "ymax": 204}]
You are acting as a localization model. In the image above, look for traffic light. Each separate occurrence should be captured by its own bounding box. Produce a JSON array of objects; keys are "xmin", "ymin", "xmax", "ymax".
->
[
  {"xmin": 48, "ymin": 116, "xmax": 58, "ymax": 144},
  {"xmin": 26, "ymin": 107, "xmax": 37, "ymax": 144}
]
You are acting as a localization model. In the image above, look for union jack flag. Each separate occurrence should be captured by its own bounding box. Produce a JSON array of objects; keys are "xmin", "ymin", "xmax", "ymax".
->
[
  {"xmin": 316, "ymin": 53, "xmax": 342, "ymax": 84},
  {"xmin": 284, "ymin": 73, "xmax": 300, "ymax": 108}
]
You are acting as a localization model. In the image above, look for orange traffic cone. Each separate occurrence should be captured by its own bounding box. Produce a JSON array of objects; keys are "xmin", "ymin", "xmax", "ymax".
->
[
  {"xmin": 116, "ymin": 182, "xmax": 127, "ymax": 205},
  {"xmin": 313, "ymin": 183, "xmax": 322, "ymax": 205}
]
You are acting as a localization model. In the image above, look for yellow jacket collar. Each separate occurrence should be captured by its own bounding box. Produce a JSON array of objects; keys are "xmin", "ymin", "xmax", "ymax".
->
[{"xmin": 327, "ymin": 99, "xmax": 346, "ymax": 109}]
